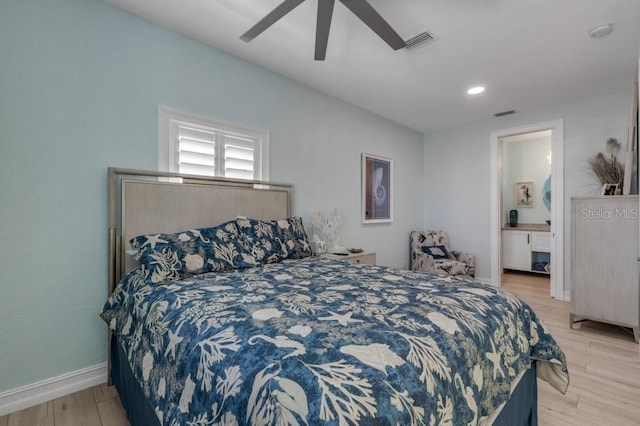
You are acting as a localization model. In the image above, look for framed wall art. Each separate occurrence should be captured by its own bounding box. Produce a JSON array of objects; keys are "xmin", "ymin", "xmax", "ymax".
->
[
  {"xmin": 362, "ymin": 153, "xmax": 393, "ymax": 223},
  {"xmin": 602, "ymin": 183, "xmax": 618, "ymax": 196},
  {"xmin": 516, "ymin": 181, "xmax": 535, "ymax": 207}
]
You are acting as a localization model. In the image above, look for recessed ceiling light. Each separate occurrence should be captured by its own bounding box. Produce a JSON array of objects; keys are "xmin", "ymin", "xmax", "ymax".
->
[{"xmin": 467, "ymin": 86, "xmax": 485, "ymax": 95}]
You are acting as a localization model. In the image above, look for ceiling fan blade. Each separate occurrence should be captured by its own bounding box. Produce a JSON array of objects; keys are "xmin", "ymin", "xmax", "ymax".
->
[
  {"xmin": 240, "ymin": 0, "xmax": 306, "ymax": 42},
  {"xmin": 338, "ymin": 0, "xmax": 406, "ymax": 50},
  {"xmin": 315, "ymin": 0, "xmax": 335, "ymax": 60}
]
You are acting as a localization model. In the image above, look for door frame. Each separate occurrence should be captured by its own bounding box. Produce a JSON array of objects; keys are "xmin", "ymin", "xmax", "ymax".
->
[{"xmin": 490, "ymin": 119, "xmax": 565, "ymax": 300}]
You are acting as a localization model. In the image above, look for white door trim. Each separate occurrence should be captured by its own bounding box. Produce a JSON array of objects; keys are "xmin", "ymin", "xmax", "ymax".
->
[{"xmin": 490, "ymin": 119, "xmax": 565, "ymax": 300}]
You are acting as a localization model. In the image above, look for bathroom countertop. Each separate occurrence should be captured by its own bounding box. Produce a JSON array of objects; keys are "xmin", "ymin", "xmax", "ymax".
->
[{"xmin": 502, "ymin": 223, "xmax": 551, "ymax": 232}]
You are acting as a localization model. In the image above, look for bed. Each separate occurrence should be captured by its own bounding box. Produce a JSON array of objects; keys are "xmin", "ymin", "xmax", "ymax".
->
[{"xmin": 102, "ymin": 168, "xmax": 569, "ymax": 426}]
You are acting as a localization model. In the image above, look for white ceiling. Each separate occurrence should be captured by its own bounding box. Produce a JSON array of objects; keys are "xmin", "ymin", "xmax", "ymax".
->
[{"xmin": 103, "ymin": 0, "xmax": 640, "ymax": 134}]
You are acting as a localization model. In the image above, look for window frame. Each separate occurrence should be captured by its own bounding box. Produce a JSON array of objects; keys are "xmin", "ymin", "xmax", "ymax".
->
[{"xmin": 158, "ymin": 107, "xmax": 269, "ymax": 181}]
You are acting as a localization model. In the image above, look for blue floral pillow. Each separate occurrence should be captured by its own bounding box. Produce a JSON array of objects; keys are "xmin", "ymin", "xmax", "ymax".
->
[
  {"xmin": 235, "ymin": 217, "xmax": 286, "ymax": 264},
  {"xmin": 130, "ymin": 221, "xmax": 257, "ymax": 284},
  {"xmin": 280, "ymin": 216, "xmax": 312, "ymax": 259},
  {"xmin": 235, "ymin": 216, "xmax": 312, "ymax": 263},
  {"xmin": 422, "ymin": 245, "xmax": 449, "ymax": 260}
]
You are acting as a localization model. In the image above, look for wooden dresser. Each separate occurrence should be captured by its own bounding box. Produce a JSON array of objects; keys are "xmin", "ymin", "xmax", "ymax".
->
[{"xmin": 570, "ymin": 196, "xmax": 639, "ymax": 343}]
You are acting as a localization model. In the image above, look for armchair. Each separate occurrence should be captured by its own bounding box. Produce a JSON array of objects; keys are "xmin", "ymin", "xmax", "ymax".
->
[{"xmin": 410, "ymin": 230, "xmax": 476, "ymax": 278}]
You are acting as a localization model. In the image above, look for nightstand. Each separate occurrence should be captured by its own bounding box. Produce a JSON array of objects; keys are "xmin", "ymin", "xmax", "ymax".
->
[{"xmin": 322, "ymin": 251, "xmax": 376, "ymax": 265}]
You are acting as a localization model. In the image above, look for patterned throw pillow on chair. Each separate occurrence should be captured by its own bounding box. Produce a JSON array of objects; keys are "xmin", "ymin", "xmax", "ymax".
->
[{"xmin": 422, "ymin": 245, "xmax": 449, "ymax": 259}]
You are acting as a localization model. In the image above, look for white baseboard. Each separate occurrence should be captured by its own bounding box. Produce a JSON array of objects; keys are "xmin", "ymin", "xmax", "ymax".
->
[
  {"xmin": 0, "ymin": 363, "xmax": 107, "ymax": 417},
  {"xmin": 563, "ymin": 290, "xmax": 570, "ymax": 302}
]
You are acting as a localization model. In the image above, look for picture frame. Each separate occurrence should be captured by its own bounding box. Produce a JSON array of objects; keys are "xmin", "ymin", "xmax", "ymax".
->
[
  {"xmin": 622, "ymin": 81, "xmax": 637, "ymax": 194},
  {"xmin": 362, "ymin": 153, "xmax": 393, "ymax": 223},
  {"xmin": 516, "ymin": 181, "xmax": 535, "ymax": 207},
  {"xmin": 602, "ymin": 183, "xmax": 618, "ymax": 196}
]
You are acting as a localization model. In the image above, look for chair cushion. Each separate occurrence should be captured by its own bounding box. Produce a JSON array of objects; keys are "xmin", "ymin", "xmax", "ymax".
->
[
  {"xmin": 421, "ymin": 245, "xmax": 449, "ymax": 259},
  {"xmin": 434, "ymin": 259, "xmax": 468, "ymax": 276}
]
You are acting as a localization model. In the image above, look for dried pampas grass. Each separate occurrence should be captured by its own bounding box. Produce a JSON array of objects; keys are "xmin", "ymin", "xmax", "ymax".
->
[{"xmin": 587, "ymin": 138, "xmax": 624, "ymax": 190}]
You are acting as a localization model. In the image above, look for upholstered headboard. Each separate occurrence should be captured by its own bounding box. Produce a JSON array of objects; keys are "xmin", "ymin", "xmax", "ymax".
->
[{"xmin": 108, "ymin": 167, "xmax": 293, "ymax": 293}]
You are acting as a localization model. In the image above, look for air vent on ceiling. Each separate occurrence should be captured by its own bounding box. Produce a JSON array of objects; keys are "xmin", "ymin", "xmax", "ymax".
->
[
  {"xmin": 404, "ymin": 30, "xmax": 437, "ymax": 51},
  {"xmin": 589, "ymin": 23, "xmax": 614, "ymax": 38},
  {"xmin": 494, "ymin": 110, "xmax": 515, "ymax": 117}
]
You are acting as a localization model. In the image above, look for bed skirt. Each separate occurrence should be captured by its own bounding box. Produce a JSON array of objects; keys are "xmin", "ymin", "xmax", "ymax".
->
[
  {"xmin": 111, "ymin": 335, "xmax": 538, "ymax": 426},
  {"xmin": 111, "ymin": 335, "xmax": 160, "ymax": 426}
]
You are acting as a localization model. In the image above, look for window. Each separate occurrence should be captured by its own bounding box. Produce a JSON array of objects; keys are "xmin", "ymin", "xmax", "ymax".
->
[{"xmin": 158, "ymin": 107, "xmax": 269, "ymax": 180}]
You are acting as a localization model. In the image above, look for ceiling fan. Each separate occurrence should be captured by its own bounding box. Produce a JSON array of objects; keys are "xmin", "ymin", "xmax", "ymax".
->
[{"xmin": 240, "ymin": 0, "xmax": 407, "ymax": 60}]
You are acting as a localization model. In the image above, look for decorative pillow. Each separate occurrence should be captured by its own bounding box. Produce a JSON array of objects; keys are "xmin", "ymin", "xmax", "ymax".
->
[
  {"xmin": 235, "ymin": 216, "xmax": 312, "ymax": 263},
  {"xmin": 280, "ymin": 216, "xmax": 312, "ymax": 259},
  {"xmin": 421, "ymin": 245, "xmax": 449, "ymax": 260},
  {"xmin": 130, "ymin": 220, "xmax": 257, "ymax": 284},
  {"xmin": 235, "ymin": 217, "xmax": 286, "ymax": 264}
]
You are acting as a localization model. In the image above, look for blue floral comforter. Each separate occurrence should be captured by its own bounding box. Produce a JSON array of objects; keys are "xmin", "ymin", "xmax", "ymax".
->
[{"xmin": 100, "ymin": 257, "xmax": 568, "ymax": 425}]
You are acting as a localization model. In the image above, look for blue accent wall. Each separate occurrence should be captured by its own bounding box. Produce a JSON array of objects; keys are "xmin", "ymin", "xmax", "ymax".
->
[
  {"xmin": 423, "ymin": 91, "xmax": 631, "ymax": 281},
  {"xmin": 0, "ymin": 0, "xmax": 423, "ymax": 392}
]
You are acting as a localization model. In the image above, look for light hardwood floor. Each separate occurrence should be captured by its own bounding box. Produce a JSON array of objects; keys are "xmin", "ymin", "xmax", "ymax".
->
[
  {"xmin": 2, "ymin": 271, "xmax": 639, "ymax": 425},
  {"xmin": 503, "ymin": 271, "xmax": 640, "ymax": 425}
]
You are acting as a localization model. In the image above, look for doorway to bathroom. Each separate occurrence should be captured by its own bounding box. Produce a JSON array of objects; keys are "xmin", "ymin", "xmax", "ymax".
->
[{"xmin": 490, "ymin": 120, "xmax": 565, "ymax": 300}]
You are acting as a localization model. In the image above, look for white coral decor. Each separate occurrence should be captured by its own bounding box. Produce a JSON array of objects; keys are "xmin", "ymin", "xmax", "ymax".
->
[{"xmin": 312, "ymin": 209, "xmax": 342, "ymax": 251}]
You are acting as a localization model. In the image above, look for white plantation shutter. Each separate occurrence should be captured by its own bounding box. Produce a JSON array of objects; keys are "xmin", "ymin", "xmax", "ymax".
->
[
  {"xmin": 224, "ymin": 135, "xmax": 257, "ymax": 179},
  {"xmin": 159, "ymin": 107, "xmax": 268, "ymax": 180},
  {"xmin": 178, "ymin": 126, "xmax": 217, "ymax": 176}
]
